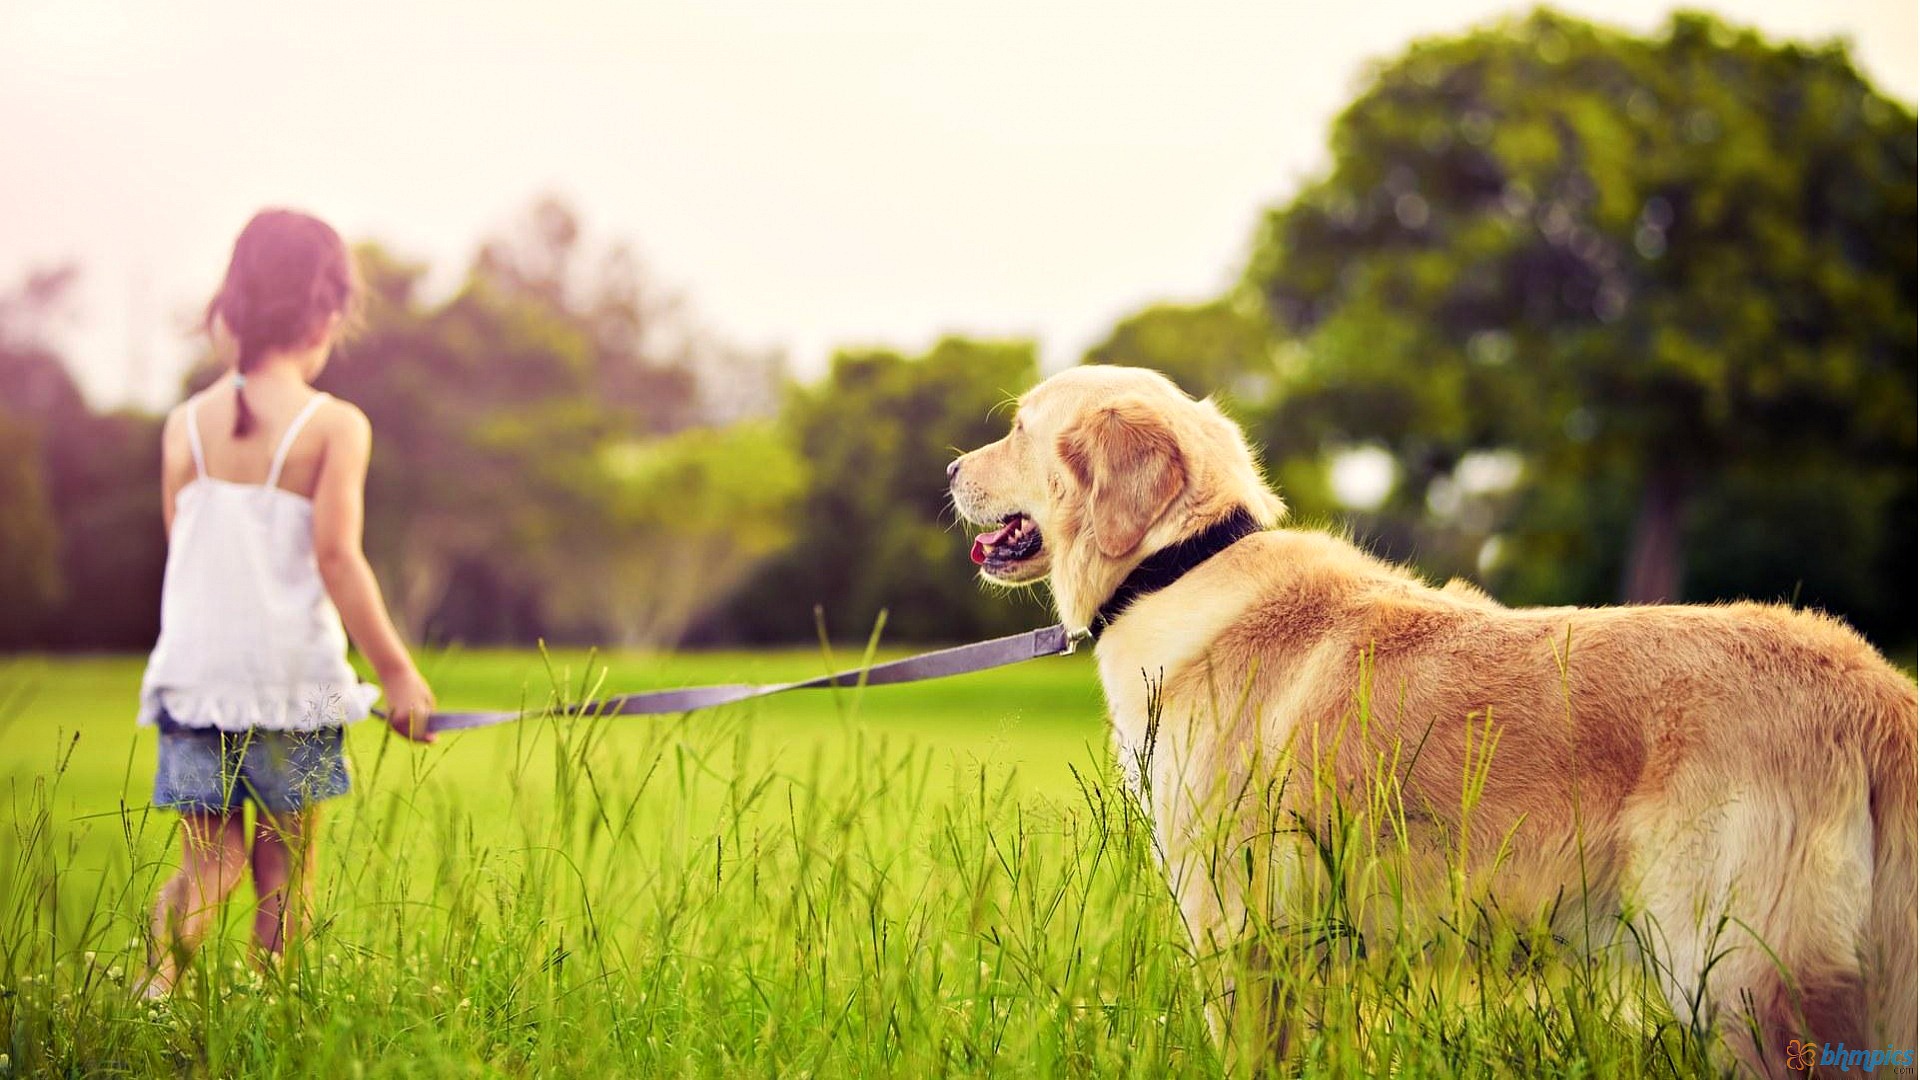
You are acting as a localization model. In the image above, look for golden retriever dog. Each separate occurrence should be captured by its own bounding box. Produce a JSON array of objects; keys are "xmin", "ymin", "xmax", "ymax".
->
[{"xmin": 949, "ymin": 365, "xmax": 1916, "ymax": 1075}]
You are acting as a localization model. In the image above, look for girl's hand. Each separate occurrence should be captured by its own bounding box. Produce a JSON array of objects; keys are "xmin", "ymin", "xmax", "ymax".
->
[{"xmin": 381, "ymin": 668, "xmax": 437, "ymax": 743}]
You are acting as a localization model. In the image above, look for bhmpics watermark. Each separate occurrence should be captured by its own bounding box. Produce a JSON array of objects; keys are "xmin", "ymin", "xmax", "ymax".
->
[{"xmin": 1787, "ymin": 1040, "xmax": 1917, "ymax": 1075}]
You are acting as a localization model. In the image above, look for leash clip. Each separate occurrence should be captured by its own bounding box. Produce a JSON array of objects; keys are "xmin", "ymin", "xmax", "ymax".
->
[{"xmin": 1063, "ymin": 626, "xmax": 1092, "ymax": 655}]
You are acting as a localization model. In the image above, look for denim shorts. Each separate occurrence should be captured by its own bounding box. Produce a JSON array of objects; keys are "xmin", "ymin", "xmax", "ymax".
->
[{"xmin": 153, "ymin": 712, "xmax": 351, "ymax": 814}]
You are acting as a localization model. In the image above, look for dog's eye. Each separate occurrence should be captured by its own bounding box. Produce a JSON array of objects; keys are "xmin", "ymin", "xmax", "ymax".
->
[{"xmin": 1012, "ymin": 418, "xmax": 1025, "ymax": 434}]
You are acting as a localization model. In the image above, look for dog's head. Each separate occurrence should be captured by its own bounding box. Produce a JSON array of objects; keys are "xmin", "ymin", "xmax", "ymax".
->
[{"xmin": 949, "ymin": 365, "xmax": 1284, "ymax": 631}]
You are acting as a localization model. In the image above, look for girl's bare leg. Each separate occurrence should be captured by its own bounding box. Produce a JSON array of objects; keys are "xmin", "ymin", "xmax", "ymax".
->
[
  {"xmin": 147, "ymin": 810, "xmax": 248, "ymax": 994},
  {"xmin": 251, "ymin": 807, "xmax": 319, "ymax": 958}
]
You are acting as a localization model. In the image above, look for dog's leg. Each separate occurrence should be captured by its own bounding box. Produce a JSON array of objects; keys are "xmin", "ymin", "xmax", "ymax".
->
[
  {"xmin": 1157, "ymin": 762, "xmax": 1313, "ymax": 1076},
  {"xmin": 1215, "ymin": 939, "xmax": 1295, "ymax": 1077},
  {"xmin": 1166, "ymin": 849, "xmax": 1297, "ymax": 1077},
  {"xmin": 1624, "ymin": 768, "xmax": 1875, "ymax": 1079}
]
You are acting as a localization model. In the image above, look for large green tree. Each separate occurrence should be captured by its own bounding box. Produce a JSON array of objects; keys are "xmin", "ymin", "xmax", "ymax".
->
[
  {"xmin": 713, "ymin": 338, "xmax": 1043, "ymax": 644},
  {"xmin": 1245, "ymin": 11, "xmax": 1915, "ymax": 626}
]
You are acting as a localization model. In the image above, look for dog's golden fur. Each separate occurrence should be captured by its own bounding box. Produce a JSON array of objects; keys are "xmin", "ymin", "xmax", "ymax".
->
[{"xmin": 951, "ymin": 365, "xmax": 1917, "ymax": 1073}]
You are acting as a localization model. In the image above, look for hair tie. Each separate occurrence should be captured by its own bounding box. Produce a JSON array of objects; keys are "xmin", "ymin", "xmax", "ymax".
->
[{"xmin": 232, "ymin": 373, "xmax": 247, "ymax": 389}]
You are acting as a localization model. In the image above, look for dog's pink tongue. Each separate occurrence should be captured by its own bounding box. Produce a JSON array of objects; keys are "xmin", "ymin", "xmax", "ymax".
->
[{"xmin": 971, "ymin": 521, "xmax": 1017, "ymax": 565}]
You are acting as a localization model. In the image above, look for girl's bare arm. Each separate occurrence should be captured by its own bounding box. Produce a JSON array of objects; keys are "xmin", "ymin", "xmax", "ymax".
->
[
  {"xmin": 160, "ymin": 405, "xmax": 189, "ymax": 534},
  {"xmin": 310, "ymin": 402, "xmax": 436, "ymax": 741}
]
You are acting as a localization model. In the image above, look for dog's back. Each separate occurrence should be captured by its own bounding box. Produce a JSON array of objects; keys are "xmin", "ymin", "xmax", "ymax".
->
[{"xmin": 1583, "ymin": 602, "xmax": 1917, "ymax": 1055}]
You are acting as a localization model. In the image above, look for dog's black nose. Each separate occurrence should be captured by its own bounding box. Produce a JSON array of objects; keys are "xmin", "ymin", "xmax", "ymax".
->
[{"xmin": 946, "ymin": 459, "xmax": 962, "ymax": 481}]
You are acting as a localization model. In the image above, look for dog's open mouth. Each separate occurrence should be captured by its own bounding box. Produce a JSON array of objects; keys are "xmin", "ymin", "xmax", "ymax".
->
[{"xmin": 971, "ymin": 513, "xmax": 1043, "ymax": 570}]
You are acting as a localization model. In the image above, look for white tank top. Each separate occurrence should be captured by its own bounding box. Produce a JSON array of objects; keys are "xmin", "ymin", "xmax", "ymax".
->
[{"xmin": 137, "ymin": 392, "xmax": 379, "ymax": 731}]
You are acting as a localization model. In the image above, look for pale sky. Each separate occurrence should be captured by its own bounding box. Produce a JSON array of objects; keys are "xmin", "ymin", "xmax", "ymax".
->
[{"xmin": 4, "ymin": 0, "xmax": 1914, "ymax": 410}]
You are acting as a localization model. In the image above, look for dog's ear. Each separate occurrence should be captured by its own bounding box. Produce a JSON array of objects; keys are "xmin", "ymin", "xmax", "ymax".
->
[{"xmin": 1059, "ymin": 397, "xmax": 1187, "ymax": 560}]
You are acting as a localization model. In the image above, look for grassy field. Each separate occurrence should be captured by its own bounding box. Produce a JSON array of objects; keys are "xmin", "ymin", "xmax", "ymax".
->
[{"xmin": 1, "ymin": 648, "xmax": 1725, "ymax": 1078}]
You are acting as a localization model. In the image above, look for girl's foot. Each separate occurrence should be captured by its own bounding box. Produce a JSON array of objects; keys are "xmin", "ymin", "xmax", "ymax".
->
[{"xmin": 137, "ymin": 968, "xmax": 173, "ymax": 1000}]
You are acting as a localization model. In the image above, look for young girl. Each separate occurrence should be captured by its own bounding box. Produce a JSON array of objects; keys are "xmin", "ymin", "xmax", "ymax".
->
[{"xmin": 140, "ymin": 208, "xmax": 436, "ymax": 994}]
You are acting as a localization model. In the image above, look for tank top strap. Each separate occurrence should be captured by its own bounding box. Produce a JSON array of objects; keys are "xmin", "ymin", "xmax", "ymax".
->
[
  {"xmin": 184, "ymin": 397, "xmax": 207, "ymax": 480},
  {"xmin": 266, "ymin": 393, "xmax": 330, "ymax": 490}
]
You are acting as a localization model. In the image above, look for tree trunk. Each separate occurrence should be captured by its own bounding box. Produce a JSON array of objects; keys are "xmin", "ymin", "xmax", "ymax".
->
[{"xmin": 1620, "ymin": 465, "xmax": 1687, "ymax": 604}]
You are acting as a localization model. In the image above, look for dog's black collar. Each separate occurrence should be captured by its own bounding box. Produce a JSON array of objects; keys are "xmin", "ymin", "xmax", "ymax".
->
[{"xmin": 1088, "ymin": 506, "xmax": 1262, "ymax": 640}]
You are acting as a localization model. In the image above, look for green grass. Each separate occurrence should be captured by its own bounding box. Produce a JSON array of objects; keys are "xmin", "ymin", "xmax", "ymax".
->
[{"xmin": 1, "ymin": 649, "xmax": 1723, "ymax": 1077}]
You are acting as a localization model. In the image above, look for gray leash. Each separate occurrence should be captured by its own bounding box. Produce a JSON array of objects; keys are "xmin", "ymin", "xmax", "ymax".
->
[{"xmin": 409, "ymin": 624, "xmax": 1089, "ymax": 733}]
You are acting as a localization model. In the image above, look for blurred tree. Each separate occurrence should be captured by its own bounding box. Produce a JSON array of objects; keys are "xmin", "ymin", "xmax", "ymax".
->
[
  {"xmin": 0, "ymin": 415, "xmax": 61, "ymax": 644},
  {"xmin": 547, "ymin": 422, "xmax": 806, "ymax": 647},
  {"xmin": 1244, "ymin": 11, "xmax": 1915, "ymax": 635},
  {"xmin": 0, "ymin": 269, "xmax": 166, "ymax": 649},
  {"xmin": 40, "ymin": 409, "xmax": 166, "ymax": 648},
  {"xmin": 0, "ymin": 347, "xmax": 68, "ymax": 655},
  {"xmin": 309, "ymin": 243, "xmax": 609, "ymax": 642},
  {"xmin": 474, "ymin": 195, "xmax": 784, "ymax": 433},
  {"xmin": 1082, "ymin": 298, "xmax": 1276, "ymax": 404},
  {"xmin": 709, "ymin": 338, "xmax": 1044, "ymax": 644},
  {"xmin": 475, "ymin": 195, "xmax": 696, "ymax": 434}
]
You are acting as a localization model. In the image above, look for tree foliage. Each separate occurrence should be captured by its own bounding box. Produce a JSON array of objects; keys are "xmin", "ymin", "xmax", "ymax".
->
[
  {"xmin": 711, "ymin": 338, "xmax": 1045, "ymax": 644},
  {"xmin": 313, "ymin": 242, "xmax": 610, "ymax": 640},
  {"xmin": 551, "ymin": 422, "xmax": 806, "ymax": 647},
  {"xmin": 0, "ymin": 415, "xmax": 62, "ymax": 644},
  {"xmin": 1242, "ymin": 11, "xmax": 1915, "ymax": 639},
  {"xmin": 0, "ymin": 270, "xmax": 166, "ymax": 649}
]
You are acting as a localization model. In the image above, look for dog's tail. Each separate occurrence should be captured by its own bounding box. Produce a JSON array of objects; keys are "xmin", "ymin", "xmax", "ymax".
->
[{"xmin": 1865, "ymin": 671, "xmax": 1918, "ymax": 1047}]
